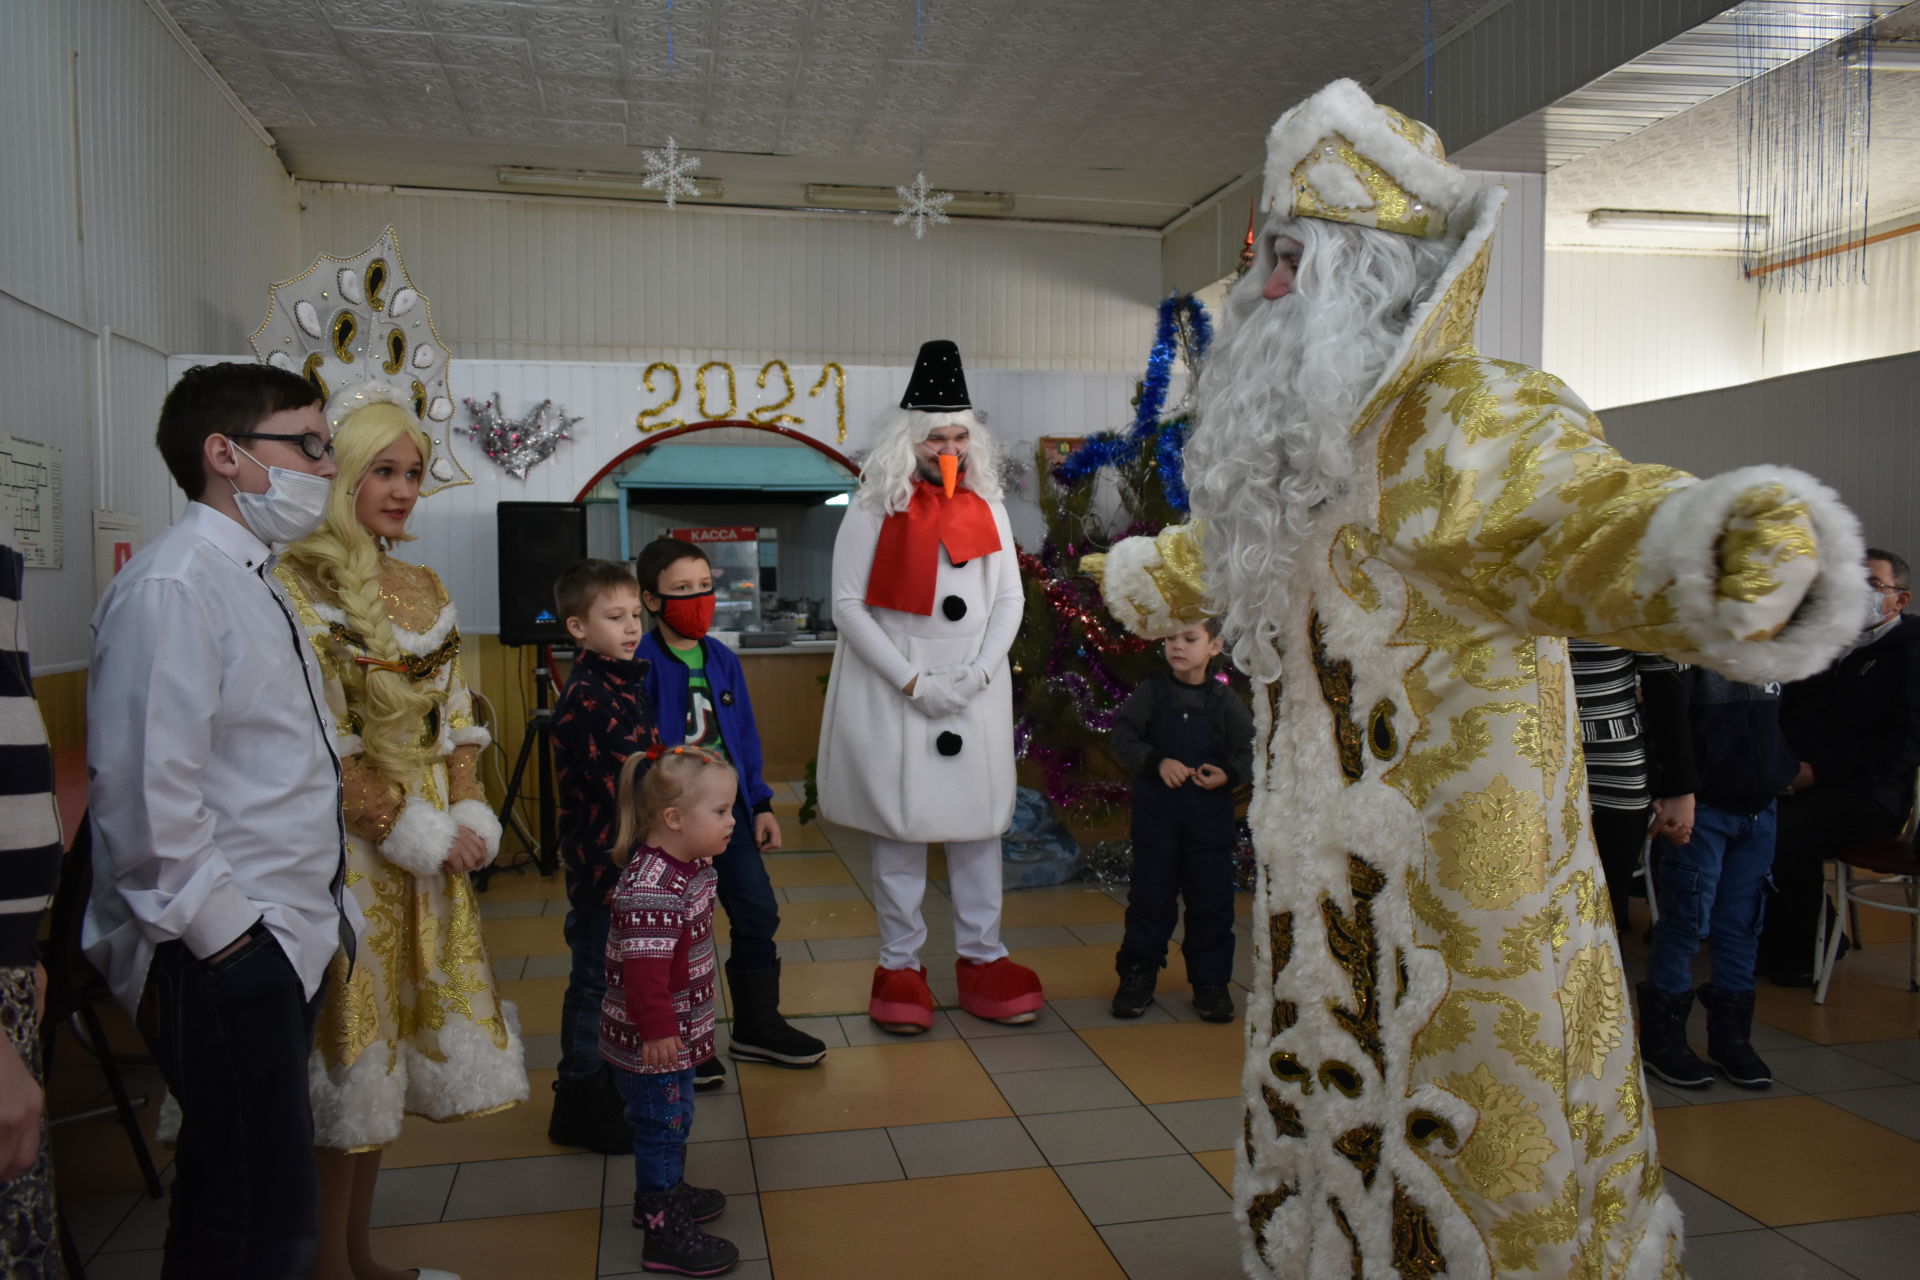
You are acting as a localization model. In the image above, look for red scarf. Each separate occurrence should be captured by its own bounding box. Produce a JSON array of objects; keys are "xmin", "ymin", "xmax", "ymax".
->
[{"xmin": 866, "ymin": 480, "xmax": 1002, "ymax": 615}]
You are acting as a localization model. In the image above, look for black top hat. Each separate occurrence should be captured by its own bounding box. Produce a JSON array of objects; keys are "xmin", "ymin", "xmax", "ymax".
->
[{"xmin": 899, "ymin": 339, "xmax": 972, "ymax": 411}]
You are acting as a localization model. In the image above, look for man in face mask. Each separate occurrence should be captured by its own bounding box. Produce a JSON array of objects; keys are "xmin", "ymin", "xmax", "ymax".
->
[
  {"xmin": 1090, "ymin": 79, "xmax": 1867, "ymax": 1280},
  {"xmin": 84, "ymin": 361, "xmax": 358, "ymax": 1278},
  {"xmin": 816, "ymin": 339, "xmax": 1042, "ymax": 1034},
  {"xmin": 1764, "ymin": 549, "xmax": 1920, "ymax": 985}
]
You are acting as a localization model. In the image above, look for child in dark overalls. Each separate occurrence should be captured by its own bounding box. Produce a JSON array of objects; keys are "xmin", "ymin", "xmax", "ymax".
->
[{"xmin": 1109, "ymin": 618, "xmax": 1254, "ymax": 1022}]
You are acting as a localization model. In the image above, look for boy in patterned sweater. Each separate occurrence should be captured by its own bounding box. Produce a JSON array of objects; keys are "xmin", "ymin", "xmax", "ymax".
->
[
  {"xmin": 549, "ymin": 559, "xmax": 658, "ymax": 1151},
  {"xmin": 604, "ymin": 746, "xmax": 738, "ymax": 1277}
]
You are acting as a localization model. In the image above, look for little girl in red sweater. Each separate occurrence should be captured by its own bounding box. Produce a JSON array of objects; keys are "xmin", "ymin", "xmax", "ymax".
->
[{"xmin": 602, "ymin": 745, "xmax": 740, "ymax": 1276}]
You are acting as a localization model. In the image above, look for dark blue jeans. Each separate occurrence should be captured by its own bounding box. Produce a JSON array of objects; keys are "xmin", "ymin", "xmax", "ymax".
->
[
  {"xmin": 559, "ymin": 903, "xmax": 611, "ymax": 1085},
  {"xmin": 1646, "ymin": 801, "xmax": 1775, "ymax": 996},
  {"xmin": 142, "ymin": 933, "xmax": 326, "ymax": 1280},
  {"xmin": 614, "ymin": 1066, "xmax": 696, "ymax": 1194},
  {"xmin": 713, "ymin": 795, "xmax": 780, "ymax": 972}
]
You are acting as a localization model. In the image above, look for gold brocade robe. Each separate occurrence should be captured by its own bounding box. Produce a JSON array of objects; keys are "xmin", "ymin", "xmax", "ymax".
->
[
  {"xmin": 1094, "ymin": 202, "xmax": 1862, "ymax": 1280},
  {"xmin": 278, "ymin": 558, "xmax": 528, "ymax": 1150}
]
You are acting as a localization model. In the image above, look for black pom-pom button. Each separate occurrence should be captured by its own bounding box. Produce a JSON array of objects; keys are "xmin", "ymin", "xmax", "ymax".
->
[
  {"xmin": 942, "ymin": 595, "xmax": 968, "ymax": 621},
  {"xmin": 936, "ymin": 731, "xmax": 963, "ymax": 756}
]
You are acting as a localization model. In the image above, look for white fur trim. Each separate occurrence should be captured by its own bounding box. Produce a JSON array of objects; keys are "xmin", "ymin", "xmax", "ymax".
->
[
  {"xmin": 1086, "ymin": 537, "xmax": 1187, "ymax": 640},
  {"xmin": 311, "ymin": 1003, "xmax": 528, "ymax": 1149},
  {"xmin": 450, "ymin": 798, "xmax": 503, "ymax": 865},
  {"xmin": 378, "ymin": 796, "xmax": 457, "ymax": 877},
  {"xmin": 157, "ymin": 1091, "xmax": 181, "ymax": 1145},
  {"xmin": 390, "ymin": 600, "xmax": 457, "ymax": 654},
  {"xmin": 335, "ymin": 732, "xmax": 366, "ymax": 757},
  {"xmin": 311, "ymin": 599, "xmax": 348, "ymax": 627},
  {"xmin": 1302, "ymin": 157, "xmax": 1375, "ymax": 211},
  {"xmin": 1623, "ymin": 1188, "xmax": 1687, "ymax": 1279},
  {"xmin": 450, "ymin": 723, "xmax": 493, "ymax": 749},
  {"xmin": 1637, "ymin": 465, "xmax": 1865, "ymax": 684},
  {"xmin": 1262, "ymin": 78, "xmax": 1471, "ymax": 225}
]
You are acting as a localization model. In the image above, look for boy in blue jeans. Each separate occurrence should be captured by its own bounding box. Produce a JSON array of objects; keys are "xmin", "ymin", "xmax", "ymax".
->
[
  {"xmin": 549, "ymin": 559, "xmax": 658, "ymax": 1150},
  {"xmin": 637, "ymin": 536, "xmax": 826, "ymax": 1071},
  {"xmin": 1636, "ymin": 659, "xmax": 1788, "ymax": 1091}
]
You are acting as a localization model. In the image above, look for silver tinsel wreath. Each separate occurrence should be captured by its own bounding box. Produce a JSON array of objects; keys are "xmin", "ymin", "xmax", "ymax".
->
[{"xmin": 462, "ymin": 394, "xmax": 579, "ymax": 480}]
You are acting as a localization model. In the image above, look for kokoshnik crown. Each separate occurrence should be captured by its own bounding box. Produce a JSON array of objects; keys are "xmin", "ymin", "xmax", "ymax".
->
[
  {"xmin": 249, "ymin": 226, "xmax": 472, "ymax": 494},
  {"xmin": 1261, "ymin": 79, "xmax": 1469, "ymax": 241}
]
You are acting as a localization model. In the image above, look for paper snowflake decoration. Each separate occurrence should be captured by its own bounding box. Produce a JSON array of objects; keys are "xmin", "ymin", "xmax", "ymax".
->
[
  {"xmin": 894, "ymin": 170, "xmax": 954, "ymax": 239},
  {"xmin": 640, "ymin": 136, "xmax": 701, "ymax": 208}
]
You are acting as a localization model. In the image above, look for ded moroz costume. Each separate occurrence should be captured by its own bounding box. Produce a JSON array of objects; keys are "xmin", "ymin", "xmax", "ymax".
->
[
  {"xmin": 816, "ymin": 341, "xmax": 1044, "ymax": 1032},
  {"xmin": 1090, "ymin": 80, "xmax": 1864, "ymax": 1279}
]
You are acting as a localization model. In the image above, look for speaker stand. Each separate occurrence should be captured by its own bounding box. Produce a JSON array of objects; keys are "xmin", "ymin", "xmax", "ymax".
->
[{"xmin": 476, "ymin": 662, "xmax": 559, "ymax": 891}]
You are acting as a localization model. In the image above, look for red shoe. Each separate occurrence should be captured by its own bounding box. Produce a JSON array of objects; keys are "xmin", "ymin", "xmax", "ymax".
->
[
  {"xmin": 956, "ymin": 957, "xmax": 1044, "ymax": 1024},
  {"xmin": 869, "ymin": 965, "xmax": 934, "ymax": 1034}
]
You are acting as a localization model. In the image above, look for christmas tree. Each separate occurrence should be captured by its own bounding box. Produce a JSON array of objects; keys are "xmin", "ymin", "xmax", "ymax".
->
[{"xmin": 1010, "ymin": 294, "xmax": 1251, "ymax": 883}]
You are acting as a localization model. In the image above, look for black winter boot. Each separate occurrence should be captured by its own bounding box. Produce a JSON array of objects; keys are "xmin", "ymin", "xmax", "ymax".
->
[
  {"xmin": 694, "ymin": 1056, "xmax": 727, "ymax": 1092},
  {"xmin": 726, "ymin": 959, "xmax": 827, "ymax": 1067},
  {"xmin": 1698, "ymin": 984, "xmax": 1772, "ymax": 1089},
  {"xmin": 637, "ymin": 1180, "xmax": 724, "ymax": 1226},
  {"xmin": 1111, "ymin": 954, "xmax": 1158, "ymax": 1018},
  {"xmin": 1192, "ymin": 985, "xmax": 1236, "ymax": 1023},
  {"xmin": 1636, "ymin": 983, "xmax": 1711, "ymax": 1090},
  {"xmin": 632, "ymin": 1188, "xmax": 738, "ymax": 1275},
  {"xmin": 548, "ymin": 1067, "xmax": 633, "ymax": 1154}
]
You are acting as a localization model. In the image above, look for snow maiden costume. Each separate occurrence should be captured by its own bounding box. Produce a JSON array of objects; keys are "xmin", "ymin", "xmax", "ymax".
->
[
  {"xmin": 1090, "ymin": 82, "xmax": 1863, "ymax": 1279},
  {"xmin": 255, "ymin": 230, "xmax": 527, "ymax": 1148},
  {"xmin": 816, "ymin": 341, "xmax": 1045, "ymax": 1030}
]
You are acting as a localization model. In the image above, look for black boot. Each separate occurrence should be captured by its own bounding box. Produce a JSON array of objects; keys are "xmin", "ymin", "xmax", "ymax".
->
[
  {"xmin": 1636, "ymin": 983, "xmax": 1711, "ymax": 1089},
  {"xmin": 1111, "ymin": 953, "xmax": 1158, "ymax": 1018},
  {"xmin": 631, "ymin": 1181, "xmax": 724, "ymax": 1228},
  {"xmin": 694, "ymin": 1056, "xmax": 727, "ymax": 1092},
  {"xmin": 1698, "ymin": 984, "xmax": 1772, "ymax": 1089},
  {"xmin": 1192, "ymin": 985, "xmax": 1235, "ymax": 1023},
  {"xmin": 548, "ymin": 1067, "xmax": 633, "ymax": 1154},
  {"xmin": 726, "ymin": 959, "xmax": 826, "ymax": 1067},
  {"xmin": 632, "ymin": 1188, "xmax": 738, "ymax": 1276}
]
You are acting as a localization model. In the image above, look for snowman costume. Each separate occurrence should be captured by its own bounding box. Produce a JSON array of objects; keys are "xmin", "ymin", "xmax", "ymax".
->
[{"xmin": 817, "ymin": 341, "xmax": 1045, "ymax": 1030}]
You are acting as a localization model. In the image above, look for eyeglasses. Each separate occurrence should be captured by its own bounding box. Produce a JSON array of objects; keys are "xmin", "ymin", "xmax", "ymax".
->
[{"xmin": 229, "ymin": 431, "xmax": 334, "ymax": 461}]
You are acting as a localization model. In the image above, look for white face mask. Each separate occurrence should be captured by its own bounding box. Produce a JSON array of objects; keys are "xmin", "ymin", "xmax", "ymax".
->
[{"xmin": 228, "ymin": 444, "xmax": 332, "ymax": 545}]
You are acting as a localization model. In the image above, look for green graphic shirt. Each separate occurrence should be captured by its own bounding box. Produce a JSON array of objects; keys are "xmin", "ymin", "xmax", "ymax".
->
[{"xmin": 668, "ymin": 641, "xmax": 730, "ymax": 760}]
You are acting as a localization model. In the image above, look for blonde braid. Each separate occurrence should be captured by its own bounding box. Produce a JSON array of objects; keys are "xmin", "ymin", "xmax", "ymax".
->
[{"xmin": 282, "ymin": 402, "xmax": 439, "ymax": 788}]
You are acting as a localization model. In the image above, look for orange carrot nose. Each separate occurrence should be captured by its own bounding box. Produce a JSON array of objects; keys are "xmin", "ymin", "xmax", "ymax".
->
[{"xmin": 938, "ymin": 453, "xmax": 959, "ymax": 497}]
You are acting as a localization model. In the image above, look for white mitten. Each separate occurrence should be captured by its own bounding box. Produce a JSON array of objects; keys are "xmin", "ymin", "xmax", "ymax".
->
[{"xmin": 909, "ymin": 666, "xmax": 972, "ymax": 718}]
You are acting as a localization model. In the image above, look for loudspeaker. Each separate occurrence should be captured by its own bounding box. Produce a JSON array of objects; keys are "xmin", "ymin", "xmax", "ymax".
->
[{"xmin": 497, "ymin": 501, "xmax": 586, "ymax": 647}]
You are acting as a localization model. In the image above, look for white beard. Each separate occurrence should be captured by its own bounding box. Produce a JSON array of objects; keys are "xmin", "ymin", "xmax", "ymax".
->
[{"xmin": 1184, "ymin": 271, "xmax": 1402, "ymax": 681}]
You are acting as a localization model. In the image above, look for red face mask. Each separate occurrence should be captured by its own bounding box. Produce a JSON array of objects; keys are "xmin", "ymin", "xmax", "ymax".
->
[{"xmin": 658, "ymin": 589, "xmax": 717, "ymax": 641}]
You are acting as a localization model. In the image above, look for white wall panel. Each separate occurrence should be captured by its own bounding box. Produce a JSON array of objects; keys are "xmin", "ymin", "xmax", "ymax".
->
[
  {"xmin": 295, "ymin": 186, "xmax": 1163, "ymax": 372},
  {"xmin": 1760, "ymin": 231, "xmax": 1920, "ymax": 378},
  {"xmin": 1601, "ymin": 351, "xmax": 1920, "ymax": 560},
  {"xmin": 0, "ymin": 0, "xmax": 300, "ymax": 669},
  {"xmin": 171, "ymin": 354, "xmax": 1137, "ymax": 635},
  {"xmin": 1543, "ymin": 250, "xmax": 1763, "ymax": 411}
]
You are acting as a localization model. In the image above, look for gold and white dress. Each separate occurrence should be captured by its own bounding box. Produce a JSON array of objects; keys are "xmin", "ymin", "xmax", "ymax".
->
[
  {"xmin": 1096, "ymin": 194, "xmax": 1864, "ymax": 1278},
  {"xmin": 279, "ymin": 557, "xmax": 527, "ymax": 1150}
]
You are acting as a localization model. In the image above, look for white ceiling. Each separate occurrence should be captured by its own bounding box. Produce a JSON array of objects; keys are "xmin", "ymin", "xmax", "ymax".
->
[
  {"xmin": 152, "ymin": 0, "xmax": 1920, "ymax": 252},
  {"xmin": 150, "ymin": 0, "xmax": 1489, "ymax": 228}
]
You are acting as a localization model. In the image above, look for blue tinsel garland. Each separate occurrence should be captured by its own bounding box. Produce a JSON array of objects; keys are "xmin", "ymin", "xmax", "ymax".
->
[{"xmin": 1052, "ymin": 293, "xmax": 1212, "ymax": 511}]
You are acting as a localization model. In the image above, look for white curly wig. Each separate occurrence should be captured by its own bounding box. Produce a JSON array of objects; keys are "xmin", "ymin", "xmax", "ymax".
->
[{"xmin": 857, "ymin": 407, "xmax": 1004, "ymax": 514}]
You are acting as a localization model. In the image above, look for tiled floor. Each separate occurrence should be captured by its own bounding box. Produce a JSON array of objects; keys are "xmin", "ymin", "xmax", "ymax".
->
[{"xmin": 49, "ymin": 785, "xmax": 1920, "ymax": 1278}]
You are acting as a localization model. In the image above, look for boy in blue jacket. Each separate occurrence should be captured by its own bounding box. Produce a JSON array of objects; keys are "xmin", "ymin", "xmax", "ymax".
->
[{"xmin": 636, "ymin": 536, "xmax": 826, "ymax": 1072}]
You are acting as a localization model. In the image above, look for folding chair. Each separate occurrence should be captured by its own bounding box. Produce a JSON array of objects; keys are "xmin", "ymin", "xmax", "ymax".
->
[
  {"xmin": 1813, "ymin": 774, "xmax": 1920, "ymax": 1005},
  {"xmin": 43, "ymin": 811, "xmax": 164, "ymax": 1198}
]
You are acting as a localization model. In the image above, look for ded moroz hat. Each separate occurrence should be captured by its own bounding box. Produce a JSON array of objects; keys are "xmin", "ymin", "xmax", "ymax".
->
[{"xmin": 899, "ymin": 339, "xmax": 972, "ymax": 411}]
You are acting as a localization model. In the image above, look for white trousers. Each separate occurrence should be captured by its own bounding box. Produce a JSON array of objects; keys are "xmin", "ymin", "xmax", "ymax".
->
[{"xmin": 870, "ymin": 836, "xmax": 1007, "ymax": 969}]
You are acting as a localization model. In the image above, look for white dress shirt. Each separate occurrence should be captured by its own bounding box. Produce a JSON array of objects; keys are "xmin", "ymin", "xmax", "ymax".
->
[{"xmin": 83, "ymin": 502, "xmax": 359, "ymax": 1012}]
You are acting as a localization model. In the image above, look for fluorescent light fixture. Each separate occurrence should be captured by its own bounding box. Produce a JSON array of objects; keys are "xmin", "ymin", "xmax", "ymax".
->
[
  {"xmin": 803, "ymin": 183, "xmax": 1015, "ymax": 216},
  {"xmin": 1844, "ymin": 44, "xmax": 1920, "ymax": 71},
  {"xmin": 1586, "ymin": 209, "xmax": 1764, "ymax": 236},
  {"xmin": 497, "ymin": 166, "xmax": 725, "ymax": 201},
  {"xmin": 824, "ymin": 492, "xmax": 851, "ymax": 507}
]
